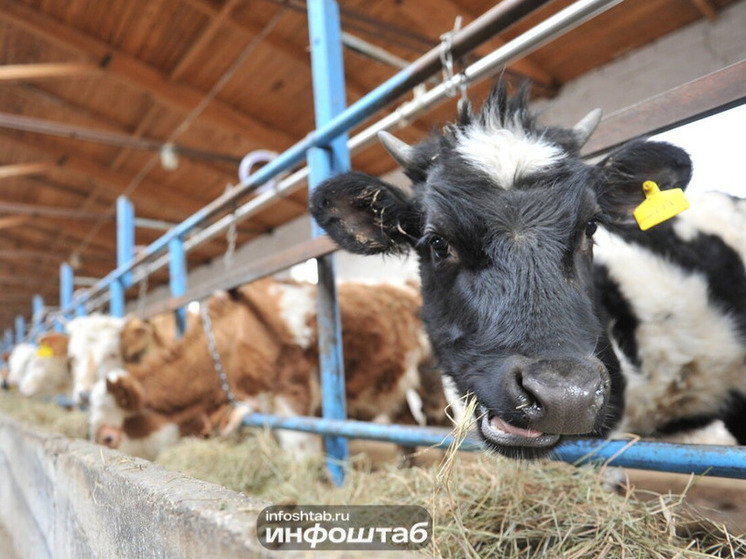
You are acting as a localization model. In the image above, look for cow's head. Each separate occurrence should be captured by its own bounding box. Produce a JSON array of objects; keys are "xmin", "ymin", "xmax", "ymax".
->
[
  {"xmin": 310, "ymin": 83, "xmax": 692, "ymax": 458},
  {"xmin": 66, "ymin": 314, "xmax": 125, "ymax": 406}
]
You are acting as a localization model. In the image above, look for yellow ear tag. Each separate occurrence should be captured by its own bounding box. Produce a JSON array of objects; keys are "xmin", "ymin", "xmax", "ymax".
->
[
  {"xmin": 633, "ymin": 180, "xmax": 689, "ymax": 231},
  {"xmin": 36, "ymin": 344, "xmax": 54, "ymax": 358}
]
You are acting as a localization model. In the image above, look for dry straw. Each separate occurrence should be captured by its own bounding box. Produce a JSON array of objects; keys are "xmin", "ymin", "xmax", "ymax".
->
[{"xmin": 2, "ymin": 391, "xmax": 745, "ymax": 557}]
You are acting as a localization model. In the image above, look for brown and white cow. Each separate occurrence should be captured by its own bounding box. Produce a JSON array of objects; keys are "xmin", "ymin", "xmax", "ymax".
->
[
  {"xmin": 90, "ymin": 278, "xmax": 448, "ymax": 459},
  {"xmin": 120, "ymin": 310, "xmax": 198, "ymax": 365}
]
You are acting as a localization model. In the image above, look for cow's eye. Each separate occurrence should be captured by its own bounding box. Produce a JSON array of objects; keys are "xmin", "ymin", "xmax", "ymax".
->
[
  {"xmin": 428, "ymin": 234, "xmax": 450, "ymax": 262},
  {"xmin": 585, "ymin": 220, "xmax": 598, "ymax": 238}
]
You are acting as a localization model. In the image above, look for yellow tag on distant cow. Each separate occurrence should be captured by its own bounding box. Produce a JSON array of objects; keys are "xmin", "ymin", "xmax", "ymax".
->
[
  {"xmin": 36, "ymin": 344, "xmax": 54, "ymax": 358},
  {"xmin": 633, "ymin": 180, "xmax": 689, "ymax": 231}
]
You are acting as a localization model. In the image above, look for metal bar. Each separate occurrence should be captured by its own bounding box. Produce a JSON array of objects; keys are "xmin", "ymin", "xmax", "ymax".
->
[
  {"xmin": 120, "ymin": 0, "xmax": 618, "ymax": 302},
  {"xmin": 30, "ymin": 294, "xmax": 43, "ymax": 343},
  {"xmin": 134, "ymin": 217, "xmax": 178, "ymax": 231},
  {"xmin": 552, "ymin": 439, "xmax": 746, "ymax": 479},
  {"xmin": 3, "ymin": 329, "xmax": 12, "ymax": 352},
  {"xmin": 14, "ymin": 315, "xmax": 24, "ymax": 345},
  {"xmin": 240, "ymin": 413, "xmax": 746, "ymax": 479},
  {"xmin": 0, "ymin": 112, "xmax": 243, "ymax": 165},
  {"xmin": 242, "ymin": 414, "xmax": 483, "ymax": 450},
  {"xmin": 308, "ymin": 0, "xmax": 351, "ymax": 487},
  {"xmin": 141, "ymin": 236, "xmax": 337, "ymax": 318},
  {"xmin": 109, "ymin": 280, "xmax": 125, "ymax": 318},
  {"xmin": 117, "ymin": 197, "xmax": 135, "ymax": 288},
  {"xmin": 583, "ymin": 59, "xmax": 746, "ymax": 156},
  {"xmin": 168, "ymin": 237, "xmax": 188, "ymax": 337},
  {"xmin": 58, "ymin": 264, "xmax": 73, "ymax": 329},
  {"xmin": 54, "ymin": 0, "xmax": 551, "ymax": 317}
]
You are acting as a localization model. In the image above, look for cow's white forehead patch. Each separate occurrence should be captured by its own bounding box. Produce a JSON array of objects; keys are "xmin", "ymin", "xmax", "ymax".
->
[{"xmin": 455, "ymin": 119, "xmax": 564, "ymax": 189}]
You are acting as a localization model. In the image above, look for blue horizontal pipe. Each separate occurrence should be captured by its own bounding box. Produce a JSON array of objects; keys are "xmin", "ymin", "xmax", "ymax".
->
[
  {"xmin": 241, "ymin": 413, "xmax": 484, "ymax": 451},
  {"xmin": 552, "ymin": 439, "xmax": 746, "ymax": 479},
  {"xmin": 56, "ymin": 68, "xmax": 411, "ymax": 317},
  {"xmin": 241, "ymin": 413, "xmax": 746, "ymax": 479},
  {"xmin": 55, "ymin": 1, "xmax": 552, "ymax": 318}
]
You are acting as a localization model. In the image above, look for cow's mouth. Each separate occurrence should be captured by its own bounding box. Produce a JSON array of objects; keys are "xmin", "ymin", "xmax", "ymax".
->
[{"xmin": 478, "ymin": 405, "xmax": 560, "ymax": 449}]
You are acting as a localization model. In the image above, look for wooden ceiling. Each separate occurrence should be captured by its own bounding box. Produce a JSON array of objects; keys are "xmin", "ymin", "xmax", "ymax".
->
[{"xmin": 0, "ymin": 0, "xmax": 736, "ymax": 331}]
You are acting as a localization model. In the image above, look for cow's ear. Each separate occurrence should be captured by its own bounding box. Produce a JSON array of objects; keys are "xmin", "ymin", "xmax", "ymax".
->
[
  {"xmin": 309, "ymin": 171, "xmax": 422, "ymax": 255},
  {"xmin": 596, "ymin": 140, "xmax": 693, "ymax": 224},
  {"xmin": 107, "ymin": 373, "xmax": 145, "ymax": 412}
]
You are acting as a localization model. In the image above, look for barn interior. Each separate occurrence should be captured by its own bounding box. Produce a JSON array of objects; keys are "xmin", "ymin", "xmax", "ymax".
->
[{"xmin": 1, "ymin": 0, "xmax": 746, "ymax": 557}]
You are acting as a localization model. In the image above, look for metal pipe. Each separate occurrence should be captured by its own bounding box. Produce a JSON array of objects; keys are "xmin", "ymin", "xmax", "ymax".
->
[
  {"xmin": 240, "ymin": 413, "xmax": 746, "ymax": 479},
  {"xmin": 55, "ymin": 0, "xmax": 551, "ymax": 316},
  {"xmin": 341, "ymin": 32, "xmax": 410, "ymax": 70},
  {"xmin": 117, "ymin": 0, "xmax": 618, "ymax": 295}
]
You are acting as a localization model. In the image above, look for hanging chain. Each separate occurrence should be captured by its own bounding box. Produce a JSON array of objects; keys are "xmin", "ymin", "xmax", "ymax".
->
[
  {"xmin": 439, "ymin": 16, "xmax": 462, "ymax": 98},
  {"xmin": 224, "ymin": 215, "xmax": 237, "ymax": 270},
  {"xmin": 137, "ymin": 263, "xmax": 150, "ymax": 316},
  {"xmin": 200, "ymin": 303, "xmax": 237, "ymax": 405}
]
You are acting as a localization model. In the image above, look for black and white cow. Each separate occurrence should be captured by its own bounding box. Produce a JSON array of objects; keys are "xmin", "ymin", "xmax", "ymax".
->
[
  {"xmin": 310, "ymin": 82, "xmax": 746, "ymax": 458},
  {"xmin": 595, "ymin": 190, "xmax": 746, "ymax": 443}
]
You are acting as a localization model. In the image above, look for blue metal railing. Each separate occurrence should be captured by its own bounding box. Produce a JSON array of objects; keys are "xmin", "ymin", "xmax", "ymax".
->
[{"xmin": 6, "ymin": 0, "xmax": 746, "ymax": 483}]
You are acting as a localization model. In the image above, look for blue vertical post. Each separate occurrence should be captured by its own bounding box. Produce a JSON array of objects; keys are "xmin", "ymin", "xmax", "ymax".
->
[
  {"xmin": 59, "ymin": 263, "xmax": 74, "ymax": 331},
  {"xmin": 15, "ymin": 315, "xmax": 25, "ymax": 345},
  {"xmin": 307, "ymin": 0, "xmax": 351, "ymax": 486},
  {"xmin": 111, "ymin": 196, "xmax": 135, "ymax": 318},
  {"xmin": 168, "ymin": 237, "xmax": 187, "ymax": 337},
  {"xmin": 30, "ymin": 295, "xmax": 44, "ymax": 343}
]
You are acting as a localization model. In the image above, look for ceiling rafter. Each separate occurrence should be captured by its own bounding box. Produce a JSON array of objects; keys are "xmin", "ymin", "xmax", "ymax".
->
[
  {"xmin": 0, "ymin": 62, "xmax": 101, "ymax": 81},
  {"xmin": 0, "ymin": 162, "xmax": 56, "ymax": 179},
  {"xmin": 689, "ymin": 0, "xmax": 718, "ymax": 19},
  {"xmin": 0, "ymin": 0, "xmax": 296, "ymax": 150}
]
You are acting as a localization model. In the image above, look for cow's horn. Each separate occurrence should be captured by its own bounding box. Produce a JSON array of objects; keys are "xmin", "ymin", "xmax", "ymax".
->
[
  {"xmin": 378, "ymin": 131, "xmax": 414, "ymax": 169},
  {"xmin": 572, "ymin": 108, "xmax": 602, "ymax": 147}
]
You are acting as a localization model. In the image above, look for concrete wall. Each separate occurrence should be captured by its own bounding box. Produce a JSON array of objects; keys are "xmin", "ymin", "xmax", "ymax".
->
[
  {"xmin": 0, "ymin": 415, "xmax": 278, "ymax": 559},
  {"xmin": 533, "ymin": 0, "xmax": 746, "ymax": 125}
]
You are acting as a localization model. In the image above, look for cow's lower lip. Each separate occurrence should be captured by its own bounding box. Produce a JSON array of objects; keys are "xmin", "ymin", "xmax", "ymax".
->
[{"xmin": 478, "ymin": 406, "xmax": 560, "ymax": 448}]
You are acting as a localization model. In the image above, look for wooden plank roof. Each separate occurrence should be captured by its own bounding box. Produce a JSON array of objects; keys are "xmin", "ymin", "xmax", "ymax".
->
[{"xmin": 0, "ymin": 0, "xmax": 737, "ymax": 329}]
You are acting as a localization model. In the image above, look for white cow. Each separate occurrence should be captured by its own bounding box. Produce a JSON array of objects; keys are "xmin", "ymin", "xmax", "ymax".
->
[
  {"xmin": 18, "ymin": 332, "xmax": 71, "ymax": 398},
  {"xmin": 66, "ymin": 314, "xmax": 125, "ymax": 406},
  {"xmin": 6, "ymin": 343, "xmax": 36, "ymax": 390}
]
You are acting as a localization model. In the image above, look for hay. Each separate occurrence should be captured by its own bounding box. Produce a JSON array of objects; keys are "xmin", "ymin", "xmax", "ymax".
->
[
  {"xmin": 157, "ymin": 427, "xmax": 746, "ymax": 558},
  {"xmin": 0, "ymin": 390, "xmax": 88, "ymax": 439},
  {"xmin": 2, "ymin": 391, "xmax": 744, "ymax": 557}
]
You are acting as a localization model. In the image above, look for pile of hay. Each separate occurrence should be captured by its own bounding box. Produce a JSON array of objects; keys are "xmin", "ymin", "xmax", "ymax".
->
[
  {"xmin": 2, "ymin": 391, "xmax": 744, "ymax": 557},
  {"xmin": 157, "ymin": 430, "xmax": 746, "ymax": 558},
  {"xmin": 0, "ymin": 391, "xmax": 88, "ymax": 439}
]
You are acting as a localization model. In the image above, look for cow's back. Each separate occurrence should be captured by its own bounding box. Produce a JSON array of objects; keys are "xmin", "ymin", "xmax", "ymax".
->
[{"xmin": 594, "ymin": 191, "xmax": 746, "ymax": 439}]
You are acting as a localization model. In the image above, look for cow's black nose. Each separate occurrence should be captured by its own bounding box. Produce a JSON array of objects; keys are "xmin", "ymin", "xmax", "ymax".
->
[{"xmin": 503, "ymin": 356, "xmax": 609, "ymax": 435}]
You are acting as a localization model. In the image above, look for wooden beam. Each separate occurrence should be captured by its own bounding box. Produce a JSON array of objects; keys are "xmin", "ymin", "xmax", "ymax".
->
[
  {"xmin": 584, "ymin": 60, "xmax": 746, "ymax": 156},
  {"xmin": 0, "ymin": 0, "xmax": 294, "ymax": 150},
  {"xmin": 0, "ymin": 216, "xmax": 30, "ymax": 230},
  {"xmin": 689, "ymin": 0, "xmax": 717, "ymax": 20},
  {"xmin": 0, "ymin": 201, "xmax": 110, "ymax": 220},
  {"xmin": 170, "ymin": 0, "xmax": 242, "ymax": 81},
  {"xmin": 0, "ymin": 162, "xmax": 56, "ymax": 179},
  {"xmin": 0, "ymin": 62, "xmax": 100, "ymax": 81}
]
